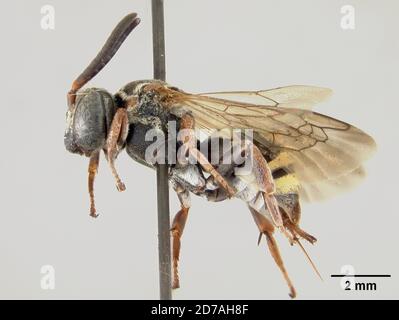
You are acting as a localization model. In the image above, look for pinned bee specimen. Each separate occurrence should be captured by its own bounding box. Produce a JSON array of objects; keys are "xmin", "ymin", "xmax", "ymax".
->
[{"xmin": 64, "ymin": 13, "xmax": 376, "ymax": 298}]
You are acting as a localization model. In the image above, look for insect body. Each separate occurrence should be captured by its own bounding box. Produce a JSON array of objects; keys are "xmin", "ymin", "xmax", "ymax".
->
[{"xmin": 64, "ymin": 13, "xmax": 376, "ymax": 298}]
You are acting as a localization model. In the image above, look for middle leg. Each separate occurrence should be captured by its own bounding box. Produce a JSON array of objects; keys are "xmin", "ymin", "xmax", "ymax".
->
[
  {"xmin": 170, "ymin": 182, "xmax": 191, "ymax": 289},
  {"xmin": 176, "ymin": 111, "xmax": 236, "ymax": 197}
]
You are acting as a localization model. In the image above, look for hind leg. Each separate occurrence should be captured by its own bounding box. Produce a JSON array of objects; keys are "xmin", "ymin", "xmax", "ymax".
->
[
  {"xmin": 238, "ymin": 139, "xmax": 284, "ymax": 229},
  {"xmin": 275, "ymin": 195, "xmax": 322, "ymax": 279},
  {"xmin": 282, "ymin": 206, "xmax": 317, "ymax": 244},
  {"xmin": 276, "ymin": 193, "xmax": 317, "ymax": 245},
  {"xmin": 249, "ymin": 206, "xmax": 296, "ymax": 298}
]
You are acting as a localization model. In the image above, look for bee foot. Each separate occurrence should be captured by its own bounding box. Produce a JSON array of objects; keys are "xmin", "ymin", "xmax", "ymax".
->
[
  {"xmin": 172, "ymin": 280, "xmax": 180, "ymax": 290},
  {"xmin": 90, "ymin": 210, "xmax": 99, "ymax": 219},
  {"xmin": 116, "ymin": 181, "xmax": 126, "ymax": 192},
  {"xmin": 89, "ymin": 205, "xmax": 98, "ymax": 218}
]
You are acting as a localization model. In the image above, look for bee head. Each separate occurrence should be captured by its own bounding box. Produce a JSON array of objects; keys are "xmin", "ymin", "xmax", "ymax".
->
[{"xmin": 64, "ymin": 88, "xmax": 116, "ymax": 157}]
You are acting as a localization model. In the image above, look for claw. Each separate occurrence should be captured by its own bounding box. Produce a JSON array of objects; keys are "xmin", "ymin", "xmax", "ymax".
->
[
  {"xmin": 90, "ymin": 207, "xmax": 99, "ymax": 218},
  {"xmin": 172, "ymin": 278, "xmax": 180, "ymax": 290},
  {"xmin": 116, "ymin": 181, "xmax": 126, "ymax": 192},
  {"xmin": 289, "ymin": 287, "xmax": 297, "ymax": 299}
]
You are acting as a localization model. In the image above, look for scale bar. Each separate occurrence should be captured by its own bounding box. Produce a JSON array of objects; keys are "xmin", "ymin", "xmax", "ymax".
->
[{"xmin": 330, "ymin": 275, "xmax": 391, "ymax": 278}]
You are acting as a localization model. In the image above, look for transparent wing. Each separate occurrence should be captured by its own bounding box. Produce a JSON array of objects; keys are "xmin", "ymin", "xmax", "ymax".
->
[
  {"xmin": 297, "ymin": 166, "xmax": 367, "ymax": 202},
  {"xmin": 198, "ymin": 85, "xmax": 332, "ymax": 110},
  {"xmin": 168, "ymin": 89, "xmax": 376, "ymax": 201}
]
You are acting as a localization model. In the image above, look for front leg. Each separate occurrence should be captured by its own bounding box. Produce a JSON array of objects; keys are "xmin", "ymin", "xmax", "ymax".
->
[
  {"xmin": 105, "ymin": 108, "xmax": 129, "ymax": 191},
  {"xmin": 88, "ymin": 150, "xmax": 100, "ymax": 218}
]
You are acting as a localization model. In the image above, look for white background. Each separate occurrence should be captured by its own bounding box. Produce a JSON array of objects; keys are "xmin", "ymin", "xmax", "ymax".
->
[{"xmin": 0, "ymin": 0, "xmax": 397, "ymax": 299}]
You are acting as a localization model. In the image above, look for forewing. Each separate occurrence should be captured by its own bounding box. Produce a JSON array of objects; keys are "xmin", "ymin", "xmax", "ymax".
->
[
  {"xmin": 169, "ymin": 90, "xmax": 376, "ymax": 201},
  {"xmin": 198, "ymin": 85, "xmax": 332, "ymax": 110}
]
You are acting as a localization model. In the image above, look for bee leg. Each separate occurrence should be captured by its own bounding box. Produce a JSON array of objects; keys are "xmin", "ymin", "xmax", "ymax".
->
[
  {"xmin": 249, "ymin": 206, "xmax": 297, "ymax": 298},
  {"xmin": 88, "ymin": 150, "xmax": 100, "ymax": 218},
  {"xmin": 281, "ymin": 201, "xmax": 317, "ymax": 245},
  {"xmin": 170, "ymin": 183, "xmax": 191, "ymax": 289},
  {"xmin": 293, "ymin": 226, "xmax": 317, "ymax": 245},
  {"xmin": 280, "ymin": 205, "xmax": 322, "ymax": 280},
  {"xmin": 177, "ymin": 112, "xmax": 236, "ymax": 197},
  {"xmin": 245, "ymin": 141, "xmax": 284, "ymax": 229},
  {"xmin": 190, "ymin": 149, "xmax": 236, "ymax": 196},
  {"xmin": 105, "ymin": 108, "xmax": 129, "ymax": 192}
]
